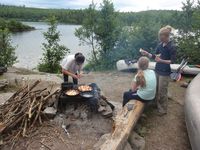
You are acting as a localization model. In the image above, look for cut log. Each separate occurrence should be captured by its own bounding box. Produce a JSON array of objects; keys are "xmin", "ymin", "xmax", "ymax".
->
[{"xmin": 99, "ymin": 100, "xmax": 145, "ymax": 150}]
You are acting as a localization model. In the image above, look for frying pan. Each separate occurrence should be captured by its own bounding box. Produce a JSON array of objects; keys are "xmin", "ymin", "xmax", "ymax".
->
[
  {"xmin": 80, "ymin": 91, "xmax": 94, "ymax": 98},
  {"xmin": 65, "ymin": 89, "xmax": 80, "ymax": 97},
  {"xmin": 78, "ymin": 84, "xmax": 93, "ymax": 92}
]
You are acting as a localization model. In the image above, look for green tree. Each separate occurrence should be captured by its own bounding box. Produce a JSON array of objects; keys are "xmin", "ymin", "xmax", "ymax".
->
[
  {"xmin": 114, "ymin": 14, "xmax": 160, "ymax": 61},
  {"xmin": 0, "ymin": 28, "xmax": 17, "ymax": 67},
  {"xmin": 176, "ymin": 0, "xmax": 200, "ymax": 64},
  {"xmin": 38, "ymin": 16, "xmax": 69, "ymax": 73},
  {"xmin": 75, "ymin": 1, "xmax": 99, "ymax": 64},
  {"xmin": 95, "ymin": 0, "xmax": 121, "ymax": 69},
  {"xmin": 180, "ymin": 0, "xmax": 194, "ymax": 33},
  {"xmin": 75, "ymin": 0, "xmax": 121, "ymax": 70}
]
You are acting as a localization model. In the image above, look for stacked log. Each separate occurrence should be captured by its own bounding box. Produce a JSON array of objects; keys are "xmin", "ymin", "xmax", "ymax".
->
[{"xmin": 0, "ymin": 80, "xmax": 60, "ymax": 147}]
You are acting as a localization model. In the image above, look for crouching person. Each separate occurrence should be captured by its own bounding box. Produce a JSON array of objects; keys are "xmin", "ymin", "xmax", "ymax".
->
[
  {"xmin": 123, "ymin": 57, "xmax": 157, "ymax": 106},
  {"xmin": 60, "ymin": 53, "xmax": 85, "ymax": 85}
]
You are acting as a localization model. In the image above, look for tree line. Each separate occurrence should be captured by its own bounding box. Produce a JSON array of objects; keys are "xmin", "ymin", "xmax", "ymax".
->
[
  {"xmin": 0, "ymin": 4, "xmax": 85, "ymax": 24},
  {"xmin": 0, "ymin": 4, "xmax": 181, "ymax": 26}
]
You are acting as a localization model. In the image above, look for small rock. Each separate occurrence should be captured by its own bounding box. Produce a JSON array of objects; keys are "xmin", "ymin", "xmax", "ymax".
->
[
  {"xmin": 108, "ymin": 101, "xmax": 122, "ymax": 117},
  {"xmin": 0, "ymin": 92, "xmax": 14, "ymax": 105},
  {"xmin": 102, "ymin": 105, "xmax": 113, "ymax": 118},
  {"xmin": 73, "ymin": 110, "xmax": 80, "ymax": 119},
  {"xmin": 98, "ymin": 105, "xmax": 106, "ymax": 113},
  {"xmin": 99, "ymin": 99, "xmax": 107, "ymax": 106},
  {"xmin": 128, "ymin": 131, "xmax": 145, "ymax": 150},
  {"xmin": 0, "ymin": 79, "xmax": 9, "ymax": 90},
  {"xmin": 43, "ymin": 107, "xmax": 57, "ymax": 118},
  {"xmin": 53, "ymin": 115, "xmax": 64, "ymax": 126},
  {"xmin": 93, "ymin": 133, "xmax": 110, "ymax": 150},
  {"xmin": 124, "ymin": 142, "xmax": 133, "ymax": 150},
  {"xmin": 180, "ymin": 82, "xmax": 189, "ymax": 88},
  {"xmin": 65, "ymin": 107, "xmax": 74, "ymax": 115},
  {"xmin": 80, "ymin": 112, "xmax": 87, "ymax": 121},
  {"xmin": 168, "ymin": 92, "xmax": 173, "ymax": 100}
]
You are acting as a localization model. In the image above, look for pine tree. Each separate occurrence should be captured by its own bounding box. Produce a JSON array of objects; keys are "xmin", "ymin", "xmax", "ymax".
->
[
  {"xmin": 75, "ymin": 1, "xmax": 99, "ymax": 64},
  {"xmin": 38, "ymin": 16, "xmax": 69, "ymax": 73},
  {"xmin": 176, "ymin": 0, "xmax": 200, "ymax": 64},
  {"xmin": 75, "ymin": 0, "xmax": 121, "ymax": 70},
  {"xmin": 96, "ymin": 0, "xmax": 121, "ymax": 69},
  {"xmin": 0, "ymin": 28, "xmax": 17, "ymax": 67}
]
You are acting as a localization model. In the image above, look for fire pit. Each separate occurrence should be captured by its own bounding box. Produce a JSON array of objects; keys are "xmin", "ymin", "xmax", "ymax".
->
[{"xmin": 58, "ymin": 82, "xmax": 114, "ymax": 115}]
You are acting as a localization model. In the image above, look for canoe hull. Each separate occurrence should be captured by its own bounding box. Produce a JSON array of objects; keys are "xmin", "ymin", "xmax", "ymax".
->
[
  {"xmin": 116, "ymin": 60, "xmax": 200, "ymax": 75},
  {"xmin": 185, "ymin": 74, "xmax": 200, "ymax": 150}
]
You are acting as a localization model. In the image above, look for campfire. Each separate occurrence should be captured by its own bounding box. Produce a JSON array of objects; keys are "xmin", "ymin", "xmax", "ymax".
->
[{"xmin": 58, "ymin": 82, "xmax": 114, "ymax": 117}]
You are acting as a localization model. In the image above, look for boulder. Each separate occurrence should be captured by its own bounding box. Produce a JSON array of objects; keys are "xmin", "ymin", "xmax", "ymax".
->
[
  {"xmin": 128, "ymin": 131, "xmax": 145, "ymax": 150},
  {"xmin": 93, "ymin": 134, "xmax": 111, "ymax": 150}
]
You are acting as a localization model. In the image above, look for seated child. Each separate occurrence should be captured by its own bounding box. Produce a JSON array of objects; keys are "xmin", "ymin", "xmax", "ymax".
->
[{"xmin": 123, "ymin": 57, "xmax": 157, "ymax": 106}]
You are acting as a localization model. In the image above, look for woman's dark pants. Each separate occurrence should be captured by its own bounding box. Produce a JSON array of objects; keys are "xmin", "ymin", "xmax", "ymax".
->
[
  {"xmin": 123, "ymin": 90, "xmax": 149, "ymax": 106},
  {"xmin": 63, "ymin": 73, "xmax": 78, "ymax": 84}
]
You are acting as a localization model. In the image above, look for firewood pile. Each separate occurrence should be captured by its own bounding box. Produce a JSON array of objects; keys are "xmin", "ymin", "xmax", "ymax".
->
[{"xmin": 0, "ymin": 80, "xmax": 60, "ymax": 148}]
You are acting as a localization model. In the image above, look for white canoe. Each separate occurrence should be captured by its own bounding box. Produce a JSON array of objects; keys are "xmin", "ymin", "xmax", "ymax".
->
[
  {"xmin": 116, "ymin": 60, "xmax": 200, "ymax": 75},
  {"xmin": 185, "ymin": 73, "xmax": 200, "ymax": 150}
]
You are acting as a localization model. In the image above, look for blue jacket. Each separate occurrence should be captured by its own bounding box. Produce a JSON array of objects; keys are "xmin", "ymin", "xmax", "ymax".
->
[{"xmin": 154, "ymin": 41, "xmax": 176, "ymax": 76}]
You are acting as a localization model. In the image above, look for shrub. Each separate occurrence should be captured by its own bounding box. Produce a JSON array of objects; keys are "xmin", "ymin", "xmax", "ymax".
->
[{"xmin": 38, "ymin": 16, "xmax": 69, "ymax": 73}]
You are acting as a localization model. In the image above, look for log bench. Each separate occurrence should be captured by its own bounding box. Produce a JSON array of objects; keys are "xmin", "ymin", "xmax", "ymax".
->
[{"xmin": 99, "ymin": 100, "xmax": 145, "ymax": 150}]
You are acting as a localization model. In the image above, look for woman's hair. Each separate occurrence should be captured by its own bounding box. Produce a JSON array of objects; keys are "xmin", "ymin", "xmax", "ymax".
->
[
  {"xmin": 75, "ymin": 52, "xmax": 85, "ymax": 64},
  {"xmin": 158, "ymin": 25, "xmax": 172, "ymax": 37},
  {"xmin": 136, "ymin": 57, "xmax": 149, "ymax": 88}
]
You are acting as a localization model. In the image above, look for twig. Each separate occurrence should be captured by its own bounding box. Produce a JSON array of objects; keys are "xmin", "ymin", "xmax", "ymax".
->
[{"xmin": 40, "ymin": 141, "xmax": 52, "ymax": 150}]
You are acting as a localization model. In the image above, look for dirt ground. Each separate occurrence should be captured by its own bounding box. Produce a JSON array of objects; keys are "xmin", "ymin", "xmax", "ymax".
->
[
  {"xmin": 81, "ymin": 71, "xmax": 192, "ymax": 150},
  {"xmin": 0, "ymin": 69, "xmax": 192, "ymax": 150}
]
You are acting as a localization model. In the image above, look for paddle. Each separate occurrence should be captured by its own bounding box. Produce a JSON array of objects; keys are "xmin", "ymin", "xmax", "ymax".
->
[
  {"xmin": 124, "ymin": 59, "xmax": 137, "ymax": 65},
  {"xmin": 195, "ymin": 65, "xmax": 200, "ymax": 68},
  {"xmin": 170, "ymin": 59, "xmax": 188, "ymax": 81}
]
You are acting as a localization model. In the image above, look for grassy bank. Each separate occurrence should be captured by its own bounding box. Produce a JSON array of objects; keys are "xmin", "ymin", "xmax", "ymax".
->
[{"xmin": 0, "ymin": 18, "xmax": 35, "ymax": 32}]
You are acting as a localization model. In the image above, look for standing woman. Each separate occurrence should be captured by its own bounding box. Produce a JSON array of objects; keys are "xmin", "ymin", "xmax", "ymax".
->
[{"xmin": 140, "ymin": 26, "xmax": 176, "ymax": 116}]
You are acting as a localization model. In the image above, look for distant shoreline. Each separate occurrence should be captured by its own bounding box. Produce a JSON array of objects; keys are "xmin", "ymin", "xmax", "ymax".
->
[{"xmin": 0, "ymin": 18, "xmax": 35, "ymax": 32}]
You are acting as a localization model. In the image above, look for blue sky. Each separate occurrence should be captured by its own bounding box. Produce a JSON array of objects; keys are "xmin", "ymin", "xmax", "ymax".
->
[{"xmin": 0, "ymin": 0, "xmax": 191, "ymax": 12}]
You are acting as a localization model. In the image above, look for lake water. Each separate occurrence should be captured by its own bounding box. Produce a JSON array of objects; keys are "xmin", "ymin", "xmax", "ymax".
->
[{"xmin": 11, "ymin": 22, "xmax": 90, "ymax": 69}]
